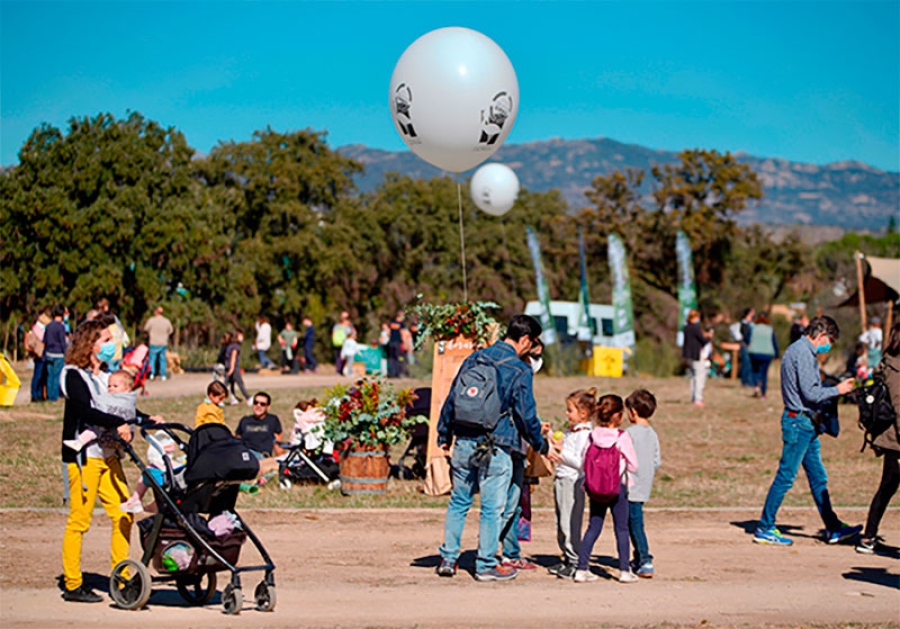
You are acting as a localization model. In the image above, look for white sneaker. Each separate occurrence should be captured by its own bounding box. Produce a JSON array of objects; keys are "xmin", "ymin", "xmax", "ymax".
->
[
  {"xmin": 246, "ymin": 398, "xmax": 254, "ymax": 407},
  {"xmin": 573, "ymin": 569, "xmax": 598, "ymax": 583},
  {"xmin": 120, "ymin": 499, "xmax": 144, "ymax": 514},
  {"xmin": 229, "ymin": 397, "xmax": 240, "ymax": 405},
  {"xmin": 160, "ymin": 376, "xmax": 167, "ymax": 382},
  {"xmin": 619, "ymin": 570, "xmax": 639, "ymax": 583}
]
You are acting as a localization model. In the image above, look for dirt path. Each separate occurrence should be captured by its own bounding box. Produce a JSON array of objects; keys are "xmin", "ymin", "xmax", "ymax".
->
[{"xmin": 1, "ymin": 508, "xmax": 897, "ymax": 628}]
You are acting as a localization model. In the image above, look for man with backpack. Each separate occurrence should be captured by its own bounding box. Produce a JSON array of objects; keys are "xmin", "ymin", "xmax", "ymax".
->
[
  {"xmin": 435, "ymin": 314, "xmax": 548, "ymax": 582},
  {"xmin": 754, "ymin": 315, "xmax": 861, "ymax": 547}
]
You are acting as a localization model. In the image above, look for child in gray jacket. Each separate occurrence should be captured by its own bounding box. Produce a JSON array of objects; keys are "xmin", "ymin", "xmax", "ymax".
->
[{"xmin": 625, "ymin": 389, "xmax": 662, "ymax": 578}]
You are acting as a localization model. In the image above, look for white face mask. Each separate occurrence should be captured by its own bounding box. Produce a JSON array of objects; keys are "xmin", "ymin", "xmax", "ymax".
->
[{"xmin": 530, "ymin": 357, "xmax": 543, "ymax": 374}]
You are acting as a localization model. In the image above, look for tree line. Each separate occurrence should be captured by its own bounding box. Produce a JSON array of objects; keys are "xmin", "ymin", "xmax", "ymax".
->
[{"xmin": 2, "ymin": 112, "xmax": 896, "ymax": 371}]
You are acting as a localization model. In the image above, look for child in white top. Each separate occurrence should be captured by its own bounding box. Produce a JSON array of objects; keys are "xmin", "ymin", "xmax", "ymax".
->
[
  {"xmin": 121, "ymin": 430, "xmax": 186, "ymax": 514},
  {"xmin": 624, "ymin": 388, "xmax": 662, "ymax": 578},
  {"xmin": 575, "ymin": 393, "xmax": 639, "ymax": 584},
  {"xmin": 546, "ymin": 388, "xmax": 596, "ymax": 579}
]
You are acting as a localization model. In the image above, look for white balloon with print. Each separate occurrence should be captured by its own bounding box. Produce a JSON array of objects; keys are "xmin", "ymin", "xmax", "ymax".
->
[
  {"xmin": 389, "ymin": 27, "xmax": 519, "ymax": 173},
  {"xmin": 470, "ymin": 163, "xmax": 519, "ymax": 216}
]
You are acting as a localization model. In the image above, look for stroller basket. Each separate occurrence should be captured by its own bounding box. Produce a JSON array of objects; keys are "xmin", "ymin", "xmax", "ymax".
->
[{"xmin": 139, "ymin": 515, "xmax": 247, "ymax": 574}]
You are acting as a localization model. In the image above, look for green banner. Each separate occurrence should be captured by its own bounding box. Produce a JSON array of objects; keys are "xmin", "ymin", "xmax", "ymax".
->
[
  {"xmin": 607, "ymin": 234, "xmax": 635, "ymax": 349},
  {"xmin": 577, "ymin": 229, "xmax": 593, "ymax": 342},
  {"xmin": 525, "ymin": 226, "xmax": 557, "ymax": 345},
  {"xmin": 676, "ymin": 230, "xmax": 698, "ymax": 346}
]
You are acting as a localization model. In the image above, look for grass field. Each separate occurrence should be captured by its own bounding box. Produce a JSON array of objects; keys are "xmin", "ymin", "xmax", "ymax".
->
[{"xmin": 0, "ymin": 370, "xmax": 883, "ymax": 512}]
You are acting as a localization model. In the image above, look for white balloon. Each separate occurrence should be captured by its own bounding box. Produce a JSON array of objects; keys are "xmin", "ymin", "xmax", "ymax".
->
[
  {"xmin": 389, "ymin": 27, "xmax": 519, "ymax": 173},
  {"xmin": 470, "ymin": 163, "xmax": 519, "ymax": 216}
]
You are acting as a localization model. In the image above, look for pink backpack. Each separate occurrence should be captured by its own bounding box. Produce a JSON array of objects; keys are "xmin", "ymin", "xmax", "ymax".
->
[{"xmin": 583, "ymin": 431, "xmax": 623, "ymax": 503}]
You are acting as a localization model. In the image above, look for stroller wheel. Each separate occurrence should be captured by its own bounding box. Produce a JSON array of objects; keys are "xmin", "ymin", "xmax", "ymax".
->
[
  {"xmin": 222, "ymin": 583, "xmax": 243, "ymax": 615},
  {"xmin": 254, "ymin": 580, "xmax": 277, "ymax": 612},
  {"xmin": 327, "ymin": 479, "xmax": 342, "ymax": 491},
  {"xmin": 278, "ymin": 477, "xmax": 293, "ymax": 490},
  {"xmin": 176, "ymin": 571, "xmax": 217, "ymax": 605},
  {"xmin": 109, "ymin": 559, "xmax": 152, "ymax": 611}
]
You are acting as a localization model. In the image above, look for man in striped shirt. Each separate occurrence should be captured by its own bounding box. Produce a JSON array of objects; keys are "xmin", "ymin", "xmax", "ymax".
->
[{"xmin": 754, "ymin": 315, "xmax": 861, "ymax": 547}]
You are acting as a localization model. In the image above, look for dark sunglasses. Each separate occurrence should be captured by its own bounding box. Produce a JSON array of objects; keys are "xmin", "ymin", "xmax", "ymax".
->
[{"xmin": 253, "ymin": 400, "xmax": 269, "ymax": 407}]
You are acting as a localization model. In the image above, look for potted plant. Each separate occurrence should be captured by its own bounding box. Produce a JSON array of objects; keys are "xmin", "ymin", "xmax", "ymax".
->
[
  {"xmin": 410, "ymin": 299, "xmax": 503, "ymax": 352},
  {"xmin": 321, "ymin": 379, "xmax": 425, "ymax": 495}
]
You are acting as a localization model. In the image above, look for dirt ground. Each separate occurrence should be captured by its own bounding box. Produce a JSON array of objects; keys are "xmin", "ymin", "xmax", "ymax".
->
[{"xmin": 1, "ymin": 507, "xmax": 897, "ymax": 629}]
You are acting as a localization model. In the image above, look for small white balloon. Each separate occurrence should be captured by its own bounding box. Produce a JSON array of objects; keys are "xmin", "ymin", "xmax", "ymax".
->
[
  {"xmin": 389, "ymin": 27, "xmax": 519, "ymax": 173},
  {"xmin": 470, "ymin": 163, "xmax": 519, "ymax": 216}
]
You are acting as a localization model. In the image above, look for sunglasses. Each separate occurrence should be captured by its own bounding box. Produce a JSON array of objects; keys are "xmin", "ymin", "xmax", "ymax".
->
[{"xmin": 253, "ymin": 400, "xmax": 269, "ymax": 407}]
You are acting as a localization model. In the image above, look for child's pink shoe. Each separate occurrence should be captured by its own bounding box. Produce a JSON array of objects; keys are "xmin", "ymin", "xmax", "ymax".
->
[{"xmin": 120, "ymin": 497, "xmax": 144, "ymax": 514}]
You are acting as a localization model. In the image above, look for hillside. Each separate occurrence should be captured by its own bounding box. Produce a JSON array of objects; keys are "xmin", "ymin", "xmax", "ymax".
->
[{"xmin": 339, "ymin": 138, "xmax": 899, "ymax": 231}]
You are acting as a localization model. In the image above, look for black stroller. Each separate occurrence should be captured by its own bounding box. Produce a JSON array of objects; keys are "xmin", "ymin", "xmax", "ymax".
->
[{"xmin": 110, "ymin": 422, "xmax": 276, "ymax": 615}]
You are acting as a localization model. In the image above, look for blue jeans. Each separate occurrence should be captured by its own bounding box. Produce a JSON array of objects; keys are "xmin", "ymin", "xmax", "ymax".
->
[
  {"xmin": 148, "ymin": 345, "xmax": 167, "ymax": 378},
  {"xmin": 439, "ymin": 438, "xmax": 512, "ymax": 574},
  {"xmin": 257, "ymin": 349, "xmax": 276, "ymax": 369},
  {"xmin": 44, "ymin": 355, "xmax": 65, "ymax": 402},
  {"xmin": 499, "ymin": 453, "xmax": 526, "ymax": 560},
  {"xmin": 749, "ymin": 354, "xmax": 773, "ymax": 396},
  {"xmin": 30, "ymin": 357, "xmax": 46, "ymax": 402},
  {"xmin": 628, "ymin": 501, "xmax": 652, "ymax": 566},
  {"xmin": 759, "ymin": 411, "xmax": 842, "ymax": 532}
]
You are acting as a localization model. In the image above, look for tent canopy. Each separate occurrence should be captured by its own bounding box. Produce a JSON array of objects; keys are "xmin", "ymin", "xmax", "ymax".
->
[{"xmin": 839, "ymin": 255, "xmax": 900, "ymax": 307}]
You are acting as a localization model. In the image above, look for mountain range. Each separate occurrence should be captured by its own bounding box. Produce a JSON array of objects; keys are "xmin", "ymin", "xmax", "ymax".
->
[{"xmin": 339, "ymin": 138, "xmax": 899, "ymax": 232}]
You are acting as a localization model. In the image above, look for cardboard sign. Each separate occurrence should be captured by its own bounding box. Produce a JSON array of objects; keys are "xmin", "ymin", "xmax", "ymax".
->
[{"xmin": 423, "ymin": 336, "xmax": 476, "ymax": 495}]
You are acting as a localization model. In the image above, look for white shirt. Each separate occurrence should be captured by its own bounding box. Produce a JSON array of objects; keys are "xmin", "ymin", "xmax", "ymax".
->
[
  {"xmin": 860, "ymin": 327, "xmax": 883, "ymax": 351},
  {"xmin": 554, "ymin": 423, "xmax": 592, "ymax": 481},
  {"xmin": 255, "ymin": 322, "xmax": 272, "ymax": 351}
]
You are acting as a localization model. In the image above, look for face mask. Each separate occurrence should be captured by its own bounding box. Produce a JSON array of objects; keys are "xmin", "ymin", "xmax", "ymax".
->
[
  {"xmin": 816, "ymin": 342, "xmax": 832, "ymax": 355},
  {"xmin": 530, "ymin": 357, "xmax": 543, "ymax": 374},
  {"xmin": 96, "ymin": 341, "xmax": 116, "ymax": 363}
]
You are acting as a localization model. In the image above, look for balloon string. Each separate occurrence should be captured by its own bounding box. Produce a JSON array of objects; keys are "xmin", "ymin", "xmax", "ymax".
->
[
  {"xmin": 499, "ymin": 219, "xmax": 518, "ymax": 304},
  {"xmin": 457, "ymin": 181, "xmax": 468, "ymax": 303}
]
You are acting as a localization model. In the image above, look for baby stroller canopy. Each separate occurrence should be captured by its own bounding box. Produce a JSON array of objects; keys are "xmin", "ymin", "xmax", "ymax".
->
[{"xmin": 185, "ymin": 424, "xmax": 259, "ymax": 484}]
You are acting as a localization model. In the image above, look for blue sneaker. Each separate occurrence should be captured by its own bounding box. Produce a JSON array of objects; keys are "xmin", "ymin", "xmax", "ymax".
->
[
  {"xmin": 753, "ymin": 527, "xmax": 793, "ymax": 546},
  {"xmin": 827, "ymin": 523, "xmax": 863, "ymax": 545},
  {"xmin": 636, "ymin": 562, "xmax": 654, "ymax": 578}
]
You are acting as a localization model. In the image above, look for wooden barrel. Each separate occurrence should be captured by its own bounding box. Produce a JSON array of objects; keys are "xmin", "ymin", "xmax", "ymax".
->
[{"xmin": 339, "ymin": 449, "xmax": 390, "ymax": 495}]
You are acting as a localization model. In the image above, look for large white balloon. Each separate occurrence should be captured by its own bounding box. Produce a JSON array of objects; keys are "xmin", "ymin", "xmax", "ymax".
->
[
  {"xmin": 389, "ymin": 27, "xmax": 519, "ymax": 173},
  {"xmin": 470, "ymin": 163, "xmax": 519, "ymax": 216}
]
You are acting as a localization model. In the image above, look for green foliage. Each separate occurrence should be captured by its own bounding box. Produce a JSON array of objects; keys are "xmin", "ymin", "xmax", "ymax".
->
[{"xmin": 409, "ymin": 299, "xmax": 502, "ymax": 348}]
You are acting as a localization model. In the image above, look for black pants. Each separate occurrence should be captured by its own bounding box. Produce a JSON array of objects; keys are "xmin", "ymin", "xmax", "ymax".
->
[
  {"xmin": 387, "ymin": 341, "xmax": 405, "ymax": 378},
  {"xmin": 864, "ymin": 449, "xmax": 899, "ymax": 538}
]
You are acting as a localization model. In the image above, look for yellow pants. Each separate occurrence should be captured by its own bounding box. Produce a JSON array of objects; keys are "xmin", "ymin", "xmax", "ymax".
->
[{"xmin": 62, "ymin": 457, "xmax": 133, "ymax": 591}]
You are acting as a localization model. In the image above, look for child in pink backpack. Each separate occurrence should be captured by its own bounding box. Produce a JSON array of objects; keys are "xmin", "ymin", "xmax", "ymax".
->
[{"xmin": 574, "ymin": 393, "xmax": 639, "ymax": 584}]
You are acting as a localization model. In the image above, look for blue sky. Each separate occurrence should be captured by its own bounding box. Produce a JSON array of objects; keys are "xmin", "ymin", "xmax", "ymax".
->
[{"xmin": 2, "ymin": 1, "xmax": 898, "ymax": 170}]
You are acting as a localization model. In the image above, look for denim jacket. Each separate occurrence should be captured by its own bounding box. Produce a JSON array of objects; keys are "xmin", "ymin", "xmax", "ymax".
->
[{"xmin": 437, "ymin": 341, "xmax": 546, "ymax": 453}]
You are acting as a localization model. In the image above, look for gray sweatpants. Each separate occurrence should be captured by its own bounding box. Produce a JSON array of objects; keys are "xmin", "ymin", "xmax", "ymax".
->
[{"xmin": 554, "ymin": 475, "xmax": 585, "ymax": 565}]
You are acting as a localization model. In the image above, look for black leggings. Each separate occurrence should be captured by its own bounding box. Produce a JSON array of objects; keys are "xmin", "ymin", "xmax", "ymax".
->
[
  {"xmin": 576, "ymin": 485, "xmax": 630, "ymax": 572},
  {"xmin": 864, "ymin": 450, "xmax": 899, "ymax": 538}
]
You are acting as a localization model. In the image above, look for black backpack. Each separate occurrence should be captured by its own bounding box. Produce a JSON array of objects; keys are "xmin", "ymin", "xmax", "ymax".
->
[
  {"xmin": 450, "ymin": 351, "xmax": 517, "ymax": 433},
  {"xmin": 856, "ymin": 377, "xmax": 897, "ymax": 452}
]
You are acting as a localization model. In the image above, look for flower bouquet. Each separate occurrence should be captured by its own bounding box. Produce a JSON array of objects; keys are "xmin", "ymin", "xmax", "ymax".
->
[
  {"xmin": 321, "ymin": 379, "xmax": 425, "ymax": 452},
  {"xmin": 409, "ymin": 299, "xmax": 502, "ymax": 350}
]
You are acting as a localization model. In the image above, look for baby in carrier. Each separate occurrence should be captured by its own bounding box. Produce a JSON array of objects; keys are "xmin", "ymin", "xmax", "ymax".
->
[
  {"xmin": 290, "ymin": 398, "xmax": 332, "ymax": 454},
  {"xmin": 63, "ymin": 370, "xmax": 136, "ymax": 453}
]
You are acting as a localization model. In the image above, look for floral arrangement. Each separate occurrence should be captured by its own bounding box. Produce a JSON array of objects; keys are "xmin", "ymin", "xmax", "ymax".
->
[
  {"xmin": 321, "ymin": 379, "xmax": 426, "ymax": 451},
  {"xmin": 409, "ymin": 299, "xmax": 503, "ymax": 349}
]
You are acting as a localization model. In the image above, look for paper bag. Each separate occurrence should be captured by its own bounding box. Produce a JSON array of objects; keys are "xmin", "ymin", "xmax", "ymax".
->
[
  {"xmin": 524, "ymin": 447, "xmax": 555, "ymax": 478},
  {"xmin": 423, "ymin": 455, "xmax": 452, "ymax": 496}
]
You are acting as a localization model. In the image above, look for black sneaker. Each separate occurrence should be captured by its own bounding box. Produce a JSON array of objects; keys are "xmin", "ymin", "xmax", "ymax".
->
[
  {"xmin": 62, "ymin": 585, "xmax": 102, "ymax": 603},
  {"xmin": 855, "ymin": 537, "xmax": 877, "ymax": 555},
  {"xmin": 556, "ymin": 564, "xmax": 577, "ymax": 579},
  {"xmin": 436, "ymin": 559, "xmax": 457, "ymax": 577},
  {"xmin": 547, "ymin": 562, "xmax": 567, "ymax": 576}
]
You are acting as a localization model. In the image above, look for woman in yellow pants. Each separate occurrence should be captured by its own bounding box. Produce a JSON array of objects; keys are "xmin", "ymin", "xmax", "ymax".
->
[{"xmin": 59, "ymin": 320, "xmax": 137, "ymax": 603}]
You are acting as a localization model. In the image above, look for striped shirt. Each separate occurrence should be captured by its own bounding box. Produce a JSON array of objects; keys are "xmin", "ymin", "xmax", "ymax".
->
[{"xmin": 780, "ymin": 337, "xmax": 839, "ymax": 414}]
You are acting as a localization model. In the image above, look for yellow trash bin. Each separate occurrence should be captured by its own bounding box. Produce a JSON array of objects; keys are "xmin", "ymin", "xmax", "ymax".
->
[
  {"xmin": 0, "ymin": 353, "xmax": 21, "ymax": 406},
  {"xmin": 584, "ymin": 346, "xmax": 624, "ymax": 378}
]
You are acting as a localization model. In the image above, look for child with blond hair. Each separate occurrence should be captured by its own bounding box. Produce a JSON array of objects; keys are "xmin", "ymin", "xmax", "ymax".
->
[{"xmin": 546, "ymin": 387, "xmax": 596, "ymax": 579}]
